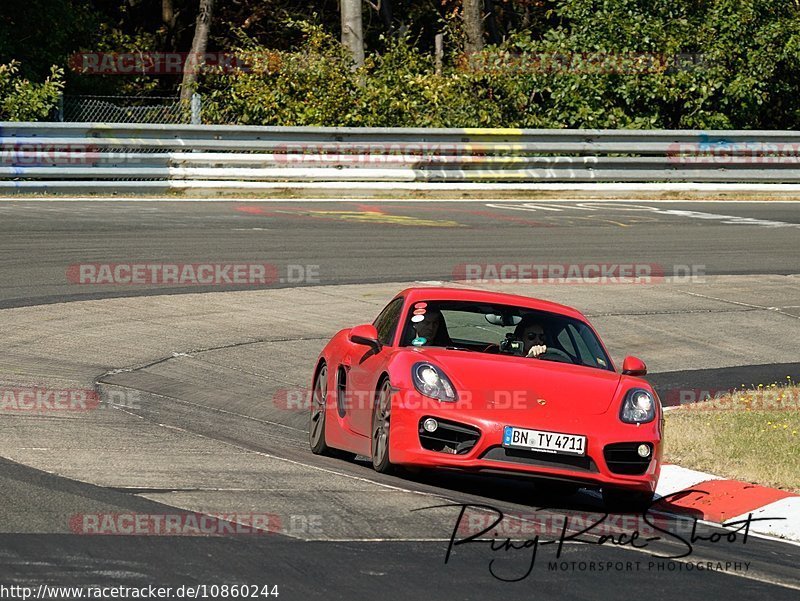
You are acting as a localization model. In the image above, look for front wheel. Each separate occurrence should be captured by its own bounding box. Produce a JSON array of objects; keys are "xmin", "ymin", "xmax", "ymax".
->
[
  {"xmin": 309, "ymin": 364, "xmax": 354, "ymax": 460},
  {"xmin": 309, "ymin": 365, "xmax": 331, "ymax": 454},
  {"xmin": 371, "ymin": 379, "xmax": 394, "ymax": 474},
  {"xmin": 602, "ymin": 487, "xmax": 655, "ymax": 513}
]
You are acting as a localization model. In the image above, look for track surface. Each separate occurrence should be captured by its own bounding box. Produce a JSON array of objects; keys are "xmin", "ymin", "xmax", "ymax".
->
[
  {"xmin": 0, "ymin": 199, "xmax": 799, "ymax": 308},
  {"xmin": 0, "ymin": 199, "xmax": 798, "ymax": 598}
]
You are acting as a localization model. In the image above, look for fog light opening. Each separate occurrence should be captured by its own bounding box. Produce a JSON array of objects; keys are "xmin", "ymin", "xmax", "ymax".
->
[
  {"xmin": 423, "ymin": 418, "xmax": 439, "ymax": 433},
  {"xmin": 637, "ymin": 444, "xmax": 651, "ymax": 458}
]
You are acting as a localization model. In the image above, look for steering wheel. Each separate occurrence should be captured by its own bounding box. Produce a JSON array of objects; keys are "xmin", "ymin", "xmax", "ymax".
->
[{"xmin": 538, "ymin": 348, "xmax": 575, "ymax": 364}]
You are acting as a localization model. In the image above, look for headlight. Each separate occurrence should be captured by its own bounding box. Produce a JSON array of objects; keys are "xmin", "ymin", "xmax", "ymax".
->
[
  {"xmin": 620, "ymin": 388, "xmax": 656, "ymax": 424},
  {"xmin": 412, "ymin": 362, "xmax": 457, "ymax": 402}
]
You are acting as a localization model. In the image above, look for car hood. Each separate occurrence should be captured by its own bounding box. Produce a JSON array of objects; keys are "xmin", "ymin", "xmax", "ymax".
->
[{"xmin": 407, "ymin": 347, "xmax": 622, "ymax": 416}]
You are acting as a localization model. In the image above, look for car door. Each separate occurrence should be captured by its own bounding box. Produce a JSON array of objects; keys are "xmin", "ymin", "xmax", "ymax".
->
[{"xmin": 346, "ymin": 297, "xmax": 404, "ymax": 438}]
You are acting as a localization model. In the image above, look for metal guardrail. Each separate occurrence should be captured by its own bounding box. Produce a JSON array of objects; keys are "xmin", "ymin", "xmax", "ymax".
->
[{"xmin": 2, "ymin": 122, "xmax": 800, "ymax": 193}]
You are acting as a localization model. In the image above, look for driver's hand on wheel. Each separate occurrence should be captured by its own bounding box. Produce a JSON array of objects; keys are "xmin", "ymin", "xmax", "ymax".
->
[{"xmin": 527, "ymin": 344, "xmax": 547, "ymax": 358}]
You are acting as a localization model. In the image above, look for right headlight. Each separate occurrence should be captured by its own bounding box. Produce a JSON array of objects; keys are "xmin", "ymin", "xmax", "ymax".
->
[
  {"xmin": 411, "ymin": 362, "xmax": 457, "ymax": 402},
  {"xmin": 620, "ymin": 388, "xmax": 656, "ymax": 424}
]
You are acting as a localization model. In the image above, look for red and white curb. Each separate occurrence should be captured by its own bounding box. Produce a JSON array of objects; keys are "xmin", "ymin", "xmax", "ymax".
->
[{"xmin": 655, "ymin": 465, "xmax": 800, "ymax": 542}]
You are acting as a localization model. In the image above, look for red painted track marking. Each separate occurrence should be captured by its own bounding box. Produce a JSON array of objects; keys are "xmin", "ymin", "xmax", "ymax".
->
[{"xmin": 657, "ymin": 479, "xmax": 796, "ymax": 523}]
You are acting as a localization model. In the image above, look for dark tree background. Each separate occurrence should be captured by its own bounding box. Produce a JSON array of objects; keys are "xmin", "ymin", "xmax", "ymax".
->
[{"xmin": 2, "ymin": 1, "xmax": 800, "ymax": 128}]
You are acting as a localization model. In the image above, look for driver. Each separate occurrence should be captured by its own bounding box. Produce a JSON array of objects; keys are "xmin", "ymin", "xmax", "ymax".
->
[
  {"xmin": 514, "ymin": 316, "xmax": 548, "ymax": 358},
  {"xmin": 412, "ymin": 309, "xmax": 451, "ymax": 346},
  {"xmin": 414, "ymin": 310, "xmax": 441, "ymax": 342}
]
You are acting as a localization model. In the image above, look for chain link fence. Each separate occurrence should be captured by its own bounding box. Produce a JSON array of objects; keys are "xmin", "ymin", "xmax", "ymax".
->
[{"xmin": 59, "ymin": 94, "xmax": 201, "ymax": 124}]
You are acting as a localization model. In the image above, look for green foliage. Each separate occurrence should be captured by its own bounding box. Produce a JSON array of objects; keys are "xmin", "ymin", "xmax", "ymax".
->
[
  {"xmin": 200, "ymin": 1, "xmax": 800, "ymax": 129},
  {"xmin": 73, "ymin": 25, "xmax": 164, "ymax": 96},
  {"xmin": 514, "ymin": 0, "xmax": 800, "ymax": 129},
  {"xmin": 0, "ymin": 0, "xmax": 97, "ymax": 81},
  {"xmin": 3, "ymin": 0, "xmax": 800, "ymax": 127},
  {"xmin": 201, "ymin": 24, "xmax": 516, "ymax": 127},
  {"xmin": 0, "ymin": 61, "xmax": 64, "ymax": 121}
]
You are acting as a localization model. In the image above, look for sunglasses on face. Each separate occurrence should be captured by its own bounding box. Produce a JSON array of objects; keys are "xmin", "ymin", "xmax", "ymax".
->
[{"xmin": 526, "ymin": 332, "xmax": 546, "ymax": 341}]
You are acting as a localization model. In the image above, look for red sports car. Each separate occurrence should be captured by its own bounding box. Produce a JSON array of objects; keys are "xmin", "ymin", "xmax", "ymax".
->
[{"xmin": 309, "ymin": 287, "xmax": 663, "ymax": 509}]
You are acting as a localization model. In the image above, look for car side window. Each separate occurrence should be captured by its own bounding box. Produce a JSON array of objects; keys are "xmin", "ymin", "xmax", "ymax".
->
[
  {"xmin": 373, "ymin": 298, "xmax": 404, "ymax": 346},
  {"xmin": 555, "ymin": 326, "xmax": 577, "ymax": 356},
  {"xmin": 568, "ymin": 323, "xmax": 610, "ymax": 369}
]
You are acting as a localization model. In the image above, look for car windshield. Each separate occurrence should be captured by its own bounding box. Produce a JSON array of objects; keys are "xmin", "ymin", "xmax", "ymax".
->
[{"xmin": 400, "ymin": 300, "xmax": 613, "ymax": 371}]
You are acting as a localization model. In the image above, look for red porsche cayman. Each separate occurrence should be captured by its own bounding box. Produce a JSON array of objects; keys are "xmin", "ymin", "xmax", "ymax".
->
[{"xmin": 309, "ymin": 287, "xmax": 663, "ymax": 509}]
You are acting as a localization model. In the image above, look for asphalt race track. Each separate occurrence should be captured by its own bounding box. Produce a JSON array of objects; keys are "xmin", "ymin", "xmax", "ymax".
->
[
  {"xmin": 0, "ymin": 198, "xmax": 798, "ymax": 599},
  {"xmin": 1, "ymin": 199, "xmax": 800, "ymax": 308}
]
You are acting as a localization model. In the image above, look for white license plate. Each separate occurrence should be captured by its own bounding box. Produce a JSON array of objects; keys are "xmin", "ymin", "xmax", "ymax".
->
[{"xmin": 503, "ymin": 426, "xmax": 586, "ymax": 456}]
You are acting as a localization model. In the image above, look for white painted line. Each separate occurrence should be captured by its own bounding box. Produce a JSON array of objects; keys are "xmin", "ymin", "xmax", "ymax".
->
[
  {"xmin": 105, "ymin": 384, "xmax": 307, "ymax": 434},
  {"xmin": 309, "ymin": 538, "xmax": 591, "ymax": 544},
  {"xmin": 729, "ymin": 496, "xmax": 800, "ymax": 541},
  {"xmin": 313, "ymin": 538, "xmax": 457, "ymax": 542},
  {"xmin": 2, "ymin": 196, "xmax": 800, "ymax": 204},
  {"xmin": 160, "ymin": 181, "xmax": 800, "ymax": 191},
  {"xmin": 124, "ymin": 400, "xmax": 452, "ymax": 500},
  {"xmin": 487, "ymin": 201, "xmax": 800, "ymax": 229},
  {"xmin": 11, "ymin": 181, "xmax": 800, "ymax": 191},
  {"xmin": 655, "ymin": 464, "xmax": 722, "ymax": 499},
  {"xmin": 679, "ymin": 290, "xmax": 800, "ymax": 321}
]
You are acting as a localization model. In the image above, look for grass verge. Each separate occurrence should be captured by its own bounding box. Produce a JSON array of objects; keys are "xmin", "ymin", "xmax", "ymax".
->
[{"xmin": 664, "ymin": 382, "xmax": 800, "ymax": 493}]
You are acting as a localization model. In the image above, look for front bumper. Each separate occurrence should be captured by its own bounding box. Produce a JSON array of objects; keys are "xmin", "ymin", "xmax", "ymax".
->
[{"xmin": 390, "ymin": 389, "xmax": 662, "ymax": 493}]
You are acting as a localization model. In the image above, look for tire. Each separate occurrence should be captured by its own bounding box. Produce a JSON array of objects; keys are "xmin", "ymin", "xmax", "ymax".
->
[
  {"xmin": 602, "ymin": 487, "xmax": 655, "ymax": 513},
  {"xmin": 371, "ymin": 378, "xmax": 394, "ymax": 474},
  {"xmin": 309, "ymin": 364, "xmax": 355, "ymax": 460}
]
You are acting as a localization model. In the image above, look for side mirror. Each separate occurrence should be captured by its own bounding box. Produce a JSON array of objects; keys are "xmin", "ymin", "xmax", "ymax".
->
[
  {"xmin": 349, "ymin": 324, "xmax": 382, "ymax": 353},
  {"xmin": 621, "ymin": 356, "xmax": 647, "ymax": 376}
]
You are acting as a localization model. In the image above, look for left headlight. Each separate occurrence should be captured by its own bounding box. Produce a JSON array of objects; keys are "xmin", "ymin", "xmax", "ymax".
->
[
  {"xmin": 412, "ymin": 362, "xmax": 457, "ymax": 402},
  {"xmin": 620, "ymin": 388, "xmax": 656, "ymax": 424}
]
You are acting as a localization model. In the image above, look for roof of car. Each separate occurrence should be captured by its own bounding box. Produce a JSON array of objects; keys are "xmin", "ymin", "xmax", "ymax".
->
[{"xmin": 394, "ymin": 287, "xmax": 587, "ymax": 321}]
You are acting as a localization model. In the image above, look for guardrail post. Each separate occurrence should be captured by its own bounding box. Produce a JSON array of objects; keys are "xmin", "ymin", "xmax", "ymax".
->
[{"xmin": 190, "ymin": 93, "xmax": 202, "ymax": 125}]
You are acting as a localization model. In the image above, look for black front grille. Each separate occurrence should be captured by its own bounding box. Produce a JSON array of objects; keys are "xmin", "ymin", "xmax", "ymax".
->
[
  {"xmin": 603, "ymin": 443, "xmax": 652, "ymax": 475},
  {"xmin": 418, "ymin": 418, "xmax": 481, "ymax": 455},
  {"xmin": 480, "ymin": 446, "xmax": 598, "ymax": 472}
]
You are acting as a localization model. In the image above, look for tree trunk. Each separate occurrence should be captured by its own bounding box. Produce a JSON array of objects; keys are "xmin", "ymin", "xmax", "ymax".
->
[
  {"xmin": 463, "ymin": 0, "xmax": 484, "ymax": 54},
  {"xmin": 340, "ymin": 0, "xmax": 365, "ymax": 69},
  {"xmin": 162, "ymin": 0, "xmax": 175, "ymax": 28},
  {"xmin": 180, "ymin": 0, "xmax": 214, "ymax": 103},
  {"xmin": 162, "ymin": 0, "xmax": 176, "ymax": 50},
  {"xmin": 434, "ymin": 33, "xmax": 443, "ymax": 75}
]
